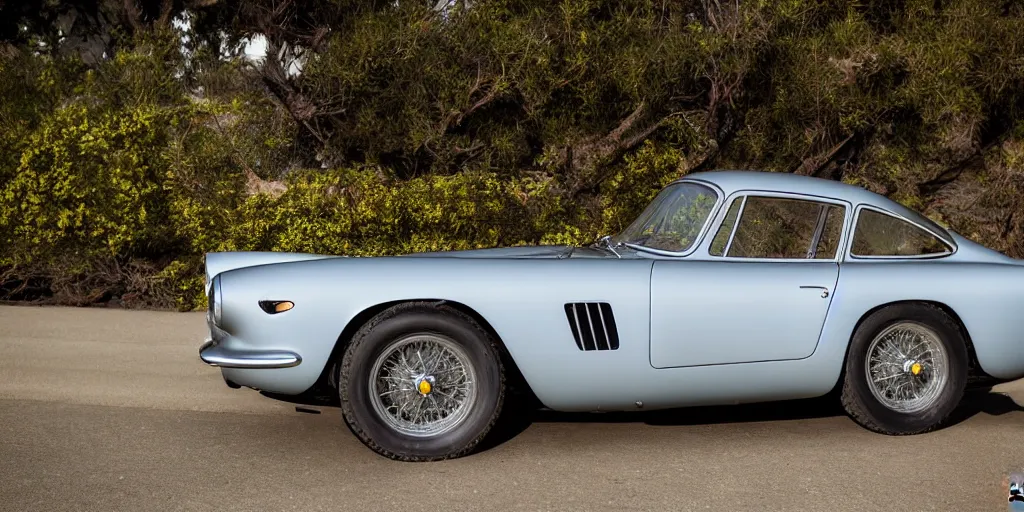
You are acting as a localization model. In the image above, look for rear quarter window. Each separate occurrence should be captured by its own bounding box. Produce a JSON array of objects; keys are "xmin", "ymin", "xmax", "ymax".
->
[{"xmin": 851, "ymin": 209, "xmax": 950, "ymax": 257}]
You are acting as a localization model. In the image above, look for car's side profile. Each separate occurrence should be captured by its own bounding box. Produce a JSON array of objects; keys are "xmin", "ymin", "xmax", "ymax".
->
[{"xmin": 199, "ymin": 169, "xmax": 1024, "ymax": 461}]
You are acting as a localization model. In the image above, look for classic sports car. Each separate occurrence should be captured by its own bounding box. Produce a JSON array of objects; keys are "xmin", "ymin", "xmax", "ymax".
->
[{"xmin": 199, "ymin": 170, "xmax": 1024, "ymax": 461}]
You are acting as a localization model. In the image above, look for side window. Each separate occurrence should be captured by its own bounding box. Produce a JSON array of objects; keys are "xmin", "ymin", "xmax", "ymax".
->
[
  {"xmin": 711, "ymin": 195, "xmax": 847, "ymax": 259},
  {"xmin": 851, "ymin": 209, "xmax": 949, "ymax": 256}
]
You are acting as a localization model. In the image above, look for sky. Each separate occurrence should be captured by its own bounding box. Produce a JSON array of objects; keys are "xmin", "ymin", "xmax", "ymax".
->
[
  {"xmin": 243, "ymin": 35, "xmax": 268, "ymax": 61},
  {"xmin": 173, "ymin": 13, "xmax": 269, "ymax": 63}
]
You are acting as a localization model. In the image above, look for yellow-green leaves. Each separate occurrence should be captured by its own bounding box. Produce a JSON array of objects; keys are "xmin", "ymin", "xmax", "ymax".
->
[{"xmin": 1, "ymin": 103, "xmax": 171, "ymax": 261}]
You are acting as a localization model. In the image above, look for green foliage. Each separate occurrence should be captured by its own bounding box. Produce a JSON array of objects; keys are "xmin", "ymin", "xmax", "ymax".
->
[
  {"xmin": 2, "ymin": 0, "xmax": 1024, "ymax": 309},
  {"xmin": 222, "ymin": 168, "xmax": 540, "ymax": 256},
  {"xmin": 154, "ymin": 257, "xmax": 208, "ymax": 311},
  {"xmin": 598, "ymin": 140, "xmax": 685, "ymax": 236},
  {"xmin": 0, "ymin": 48, "xmax": 53, "ymax": 185},
  {"xmin": 0, "ymin": 102, "xmax": 173, "ymax": 263}
]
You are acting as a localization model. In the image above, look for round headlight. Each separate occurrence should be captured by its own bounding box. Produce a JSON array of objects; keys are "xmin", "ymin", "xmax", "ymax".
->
[{"xmin": 209, "ymin": 275, "xmax": 223, "ymax": 327}]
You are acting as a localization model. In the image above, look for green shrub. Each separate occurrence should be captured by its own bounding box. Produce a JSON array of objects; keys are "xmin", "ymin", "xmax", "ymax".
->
[
  {"xmin": 3, "ymin": 0, "xmax": 1024, "ymax": 310},
  {"xmin": 0, "ymin": 102, "xmax": 174, "ymax": 264}
]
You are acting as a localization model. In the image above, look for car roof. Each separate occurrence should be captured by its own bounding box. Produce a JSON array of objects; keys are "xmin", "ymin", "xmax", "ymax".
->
[
  {"xmin": 680, "ymin": 169, "xmax": 882, "ymax": 205},
  {"xmin": 676, "ymin": 169, "xmax": 954, "ymax": 243}
]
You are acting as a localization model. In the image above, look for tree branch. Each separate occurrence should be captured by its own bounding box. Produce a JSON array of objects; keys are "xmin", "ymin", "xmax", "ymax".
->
[
  {"xmin": 792, "ymin": 133, "xmax": 856, "ymax": 177},
  {"xmin": 455, "ymin": 84, "xmax": 501, "ymax": 126},
  {"xmin": 258, "ymin": 39, "xmax": 326, "ymax": 146},
  {"xmin": 565, "ymin": 101, "xmax": 649, "ymax": 175},
  {"xmin": 156, "ymin": 0, "xmax": 174, "ymax": 28},
  {"xmin": 605, "ymin": 100, "xmax": 647, "ymax": 143},
  {"xmin": 918, "ymin": 132, "xmax": 1010, "ymax": 196},
  {"xmin": 122, "ymin": 0, "xmax": 142, "ymax": 32}
]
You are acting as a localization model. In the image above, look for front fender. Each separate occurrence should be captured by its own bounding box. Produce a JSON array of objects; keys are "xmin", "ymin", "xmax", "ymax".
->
[{"xmin": 212, "ymin": 256, "xmax": 654, "ymax": 400}]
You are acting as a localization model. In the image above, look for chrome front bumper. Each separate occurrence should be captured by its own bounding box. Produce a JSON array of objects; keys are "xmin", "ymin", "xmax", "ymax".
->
[{"xmin": 199, "ymin": 339, "xmax": 302, "ymax": 369}]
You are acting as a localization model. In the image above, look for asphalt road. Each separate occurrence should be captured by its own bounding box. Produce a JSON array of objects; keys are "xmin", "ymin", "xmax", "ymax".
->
[{"xmin": 0, "ymin": 305, "xmax": 1021, "ymax": 511}]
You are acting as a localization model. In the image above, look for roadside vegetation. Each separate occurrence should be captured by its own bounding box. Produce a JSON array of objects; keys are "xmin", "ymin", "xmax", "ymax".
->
[{"xmin": 1, "ymin": 0, "xmax": 1022, "ymax": 310}]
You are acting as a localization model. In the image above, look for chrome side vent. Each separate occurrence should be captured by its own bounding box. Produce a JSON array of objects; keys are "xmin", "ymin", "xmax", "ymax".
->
[{"xmin": 564, "ymin": 302, "xmax": 620, "ymax": 351}]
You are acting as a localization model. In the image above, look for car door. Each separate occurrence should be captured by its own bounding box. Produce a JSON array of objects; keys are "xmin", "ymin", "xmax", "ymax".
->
[{"xmin": 649, "ymin": 192, "xmax": 850, "ymax": 369}]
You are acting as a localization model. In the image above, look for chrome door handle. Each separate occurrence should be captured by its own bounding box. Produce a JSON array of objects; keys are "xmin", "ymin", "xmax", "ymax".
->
[{"xmin": 800, "ymin": 285, "xmax": 830, "ymax": 298}]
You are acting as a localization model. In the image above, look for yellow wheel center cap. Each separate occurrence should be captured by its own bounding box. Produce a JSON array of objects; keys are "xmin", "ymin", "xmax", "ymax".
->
[
  {"xmin": 417, "ymin": 379, "xmax": 432, "ymax": 395},
  {"xmin": 910, "ymin": 362, "xmax": 922, "ymax": 376}
]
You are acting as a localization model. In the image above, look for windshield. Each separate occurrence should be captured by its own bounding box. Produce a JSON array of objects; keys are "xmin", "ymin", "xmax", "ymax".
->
[{"xmin": 611, "ymin": 181, "xmax": 719, "ymax": 253}]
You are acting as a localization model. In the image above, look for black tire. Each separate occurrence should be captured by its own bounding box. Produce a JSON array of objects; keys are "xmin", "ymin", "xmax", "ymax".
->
[
  {"xmin": 338, "ymin": 302, "xmax": 506, "ymax": 461},
  {"xmin": 840, "ymin": 303, "xmax": 968, "ymax": 435}
]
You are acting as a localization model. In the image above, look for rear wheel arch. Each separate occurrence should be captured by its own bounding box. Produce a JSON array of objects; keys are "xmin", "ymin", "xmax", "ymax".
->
[
  {"xmin": 317, "ymin": 299, "xmax": 540, "ymax": 407},
  {"xmin": 833, "ymin": 299, "xmax": 984, "ymax": 392},
  {"xmin": 837, "ymin": 300, "xmax": 972, "ymax": 434}
]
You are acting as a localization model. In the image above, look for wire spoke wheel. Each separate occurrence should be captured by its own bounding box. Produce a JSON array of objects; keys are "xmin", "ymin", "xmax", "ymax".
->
[
  {"xmin": 368, "ymin": 333, "xmax": 477, "ymax": 438},
  {"xmin": 864, "ymin": 321, "xmax": 949, "ymax": 414}
]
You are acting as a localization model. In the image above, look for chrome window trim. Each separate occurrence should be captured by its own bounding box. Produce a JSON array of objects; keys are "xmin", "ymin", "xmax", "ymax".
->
[
  {"xmin": 704, "ymin": 190, "xmax": 853, "ymax": 263},
  {"xmin": 622, "ymin": 178, "xmax": 725, "ymax": 258},
  {"xmin": 721, "ymin": 196, "xmax": 747, "ymax": 257},
  {"xmin": 845, "ymin": 204, "xmax": 957, "ymax": 261},
  {"xmin": 807, "ymin": 203, "xmax": 831, "ymax": 259}
]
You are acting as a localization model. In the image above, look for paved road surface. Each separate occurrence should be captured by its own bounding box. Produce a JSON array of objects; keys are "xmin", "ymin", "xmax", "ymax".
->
[{"xmin": 1, "ymin": 305, "xmax": 1021, "ymax": 511}]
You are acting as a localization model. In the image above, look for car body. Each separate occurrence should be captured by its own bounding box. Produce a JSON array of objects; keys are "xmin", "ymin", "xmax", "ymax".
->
[{"xmin": 199, "ymin": 169, "xmax": 1024, "ymax": 460}]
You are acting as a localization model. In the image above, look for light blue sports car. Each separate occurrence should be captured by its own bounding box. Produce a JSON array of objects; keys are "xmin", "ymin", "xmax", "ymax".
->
[{"xmin": 199, "ymin": 170, "xmax": 1024, "ymax": 461}]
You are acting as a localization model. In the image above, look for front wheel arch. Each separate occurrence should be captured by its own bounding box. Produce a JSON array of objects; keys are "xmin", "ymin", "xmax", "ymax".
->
[
  {"xmin": 339, "ymin": 301, "xmax": 506, "ymax": 460},
  {"xmin": 315, "ymin": 299, "xmax": 541, "ymax": 408}
]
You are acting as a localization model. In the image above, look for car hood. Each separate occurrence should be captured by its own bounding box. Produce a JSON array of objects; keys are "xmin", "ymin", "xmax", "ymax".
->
[
  {"xmin": 400, "ymin": 245, "xmax": 577, "ymax": 259},
  {"xmin": 205, "ymin": 251, "xmax": 338, "ymax": 290},
  {"xmin": 204, "ymin": 244, "xmax": 614, "ymax": 290}
]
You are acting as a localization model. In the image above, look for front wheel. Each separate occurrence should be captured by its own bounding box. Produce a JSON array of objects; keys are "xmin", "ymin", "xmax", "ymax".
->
[
  {"xmin": 339, "ymin": 302, "xmax": 506, "ymax": 461},
  {"xmin": 840, "ymin": 303, "xmax": 968, "ymax": 435}
]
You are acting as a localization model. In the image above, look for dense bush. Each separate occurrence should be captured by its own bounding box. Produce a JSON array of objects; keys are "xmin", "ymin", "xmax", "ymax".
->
[{"xmin": 0, "ymin": 0, "xmax": 1022, "ymax": 310}]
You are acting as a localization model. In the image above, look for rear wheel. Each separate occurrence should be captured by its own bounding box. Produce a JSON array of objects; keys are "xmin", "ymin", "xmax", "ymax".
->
[
  {"xmin": 840, "ymin": 303, "xmax": 968, "ymax": 435},
  {"xmin": 339, "ymin": 302, "xmax": 505, "ymax": 461}
]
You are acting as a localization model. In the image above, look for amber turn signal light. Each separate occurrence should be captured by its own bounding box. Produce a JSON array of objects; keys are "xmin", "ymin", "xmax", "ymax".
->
[{"xmin": 258, "ymin": 300, "xmax": 294, "ymax": 314}]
